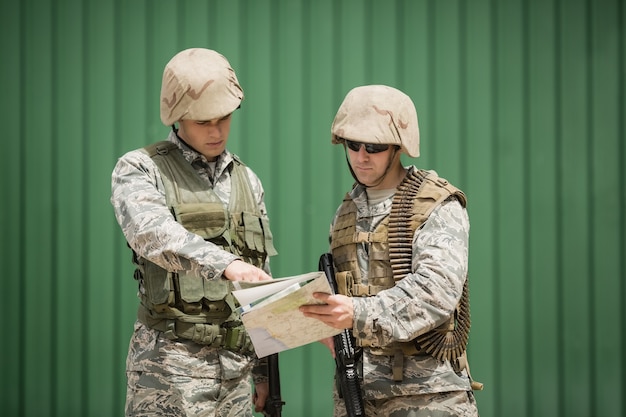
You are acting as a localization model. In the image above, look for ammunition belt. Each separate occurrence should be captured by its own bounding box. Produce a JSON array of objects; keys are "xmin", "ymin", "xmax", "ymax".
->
[
  {"xmin": 387, "ymin": 169, "xmax": 472, "ymax": 364},
  {"xmin": 415, "ymin": 278, "xmax": 471, "ymax": 362},
  {"xmin": 388, "ymin": 169, "xmax": 427, "ymax": 281}
]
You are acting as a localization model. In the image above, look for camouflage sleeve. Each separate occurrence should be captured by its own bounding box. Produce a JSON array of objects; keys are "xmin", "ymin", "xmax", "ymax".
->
[
  {"xmin": 110, "ymin": 150, "xmax": 239, "ymax": 279},
  {"xmin": 352, "ymin": 198, "xmax": 469, "ymax": 347},
  {"xmin": 251, "ymin": 357, "xmax": 269, "ymax": 384},
  {"xmin": 245, "ymin": 166, "xmax": 268, "ymax": 217}
]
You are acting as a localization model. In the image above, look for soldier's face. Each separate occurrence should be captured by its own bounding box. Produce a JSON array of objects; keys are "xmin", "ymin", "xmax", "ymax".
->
[
  {"xmin": 347, "ymin": 141, "xmax": 400, "ymax": 189},
  {"xmin": 177, "ymin": 114, "xmax": 232, "ymax": 161}
]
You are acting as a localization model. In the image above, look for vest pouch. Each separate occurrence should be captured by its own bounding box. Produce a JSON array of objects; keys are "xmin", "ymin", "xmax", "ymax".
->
[
  {"xmin": 203, "ymin": 278, "xmax": 229, "ymax": 301},
  {"xmin": 202, "ymin": 279, "xmax": 230, "ymax": 315},
  {"xmin": 260, "ymin": 217, "xmax": 278, "ymax": 256},
  {"xmin": 242, "ymin": 211, "xmax": 264, "ymax": 253},
  {"xmin": 330, "ymin": 224, "xmax": 356, "ymax": 249},
  {"xmin": 232, "ymin": 212, "xmax": 259, "ymax": 254},
  {"xmin": 177, "ymin": 273, "xmax": 230, "ymax": 315},
  {"xmin": 143, "ymin": 260, "xmax": 174, "ymax": 310},
  {"xmin": 335, "ymin": 270, "xmax": 353, "ymax": 296},
  {"xmin": 173, "ymin": 202, "xmax": 228, "ymax": 240},
  {"xmin": 177, "ymin": 273, "xmax": 203, "ymax": 314}
]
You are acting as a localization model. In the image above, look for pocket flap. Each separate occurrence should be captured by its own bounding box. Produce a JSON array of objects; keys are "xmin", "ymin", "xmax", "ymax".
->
[{"xmin": 174, "ymin": 202, "xmax": 228, "ymax": 239}]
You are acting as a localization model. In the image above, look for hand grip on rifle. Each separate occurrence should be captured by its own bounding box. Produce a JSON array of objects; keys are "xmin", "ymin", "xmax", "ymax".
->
[{"xmin": 319, "ymin": 253, "xmax": 365, "ymax": 417}]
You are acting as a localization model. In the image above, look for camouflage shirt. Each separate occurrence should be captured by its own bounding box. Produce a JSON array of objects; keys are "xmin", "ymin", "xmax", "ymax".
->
[
  {"xmin": 111, "ymin": 130, "xmax": 271, "ymax": 381},
  {"xmin": 332, "ymin": 167, "xmax": 473, "ymax": 399}
]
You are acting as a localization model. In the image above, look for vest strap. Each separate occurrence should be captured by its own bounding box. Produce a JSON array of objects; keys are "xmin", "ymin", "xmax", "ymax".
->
[
  {"xmin": 351, "ymin": 283, "xmax": 388, "ymax": 296},
  {"xmin": 354, "ymin": 231, "xmax": 387, "ymax": 244}
]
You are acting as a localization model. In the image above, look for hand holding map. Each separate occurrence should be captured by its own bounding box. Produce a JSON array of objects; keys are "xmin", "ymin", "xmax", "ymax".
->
[{"xmin": 231, "ymin": 271, "xmax": 342, "ymax": 358}]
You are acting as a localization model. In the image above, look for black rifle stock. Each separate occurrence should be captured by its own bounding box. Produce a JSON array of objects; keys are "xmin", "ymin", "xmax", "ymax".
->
[
  {"xmin": 319, "ymin": 253, "xmax": 365, "ymax": 417},
  {"xmin": 262, "ymin": 353, "xmax": 284, "ymax": 417}
]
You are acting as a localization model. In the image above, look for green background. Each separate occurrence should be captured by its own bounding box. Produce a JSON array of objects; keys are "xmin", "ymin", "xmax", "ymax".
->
[{"xmin": 1, "ymin": 0, "xmax": 624, "ymax": 416}]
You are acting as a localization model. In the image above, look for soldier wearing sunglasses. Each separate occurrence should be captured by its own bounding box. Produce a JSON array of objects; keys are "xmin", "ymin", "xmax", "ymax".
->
[{"xmin": 301, "ymin": 85, "xmax": 481, "ymax": 416}]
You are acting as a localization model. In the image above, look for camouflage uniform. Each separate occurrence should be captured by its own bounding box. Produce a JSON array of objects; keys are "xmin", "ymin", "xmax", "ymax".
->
[
  {"xmin": 329, "ymin": 171, "xmax": 478, "ymax": 416},
  {"xmin": 327, "ymin": 85, "xmax": 479, "ymax": 416},
  {"xmin": 111, "ymin": 131, "xmax": 271, "ymax": 417}
]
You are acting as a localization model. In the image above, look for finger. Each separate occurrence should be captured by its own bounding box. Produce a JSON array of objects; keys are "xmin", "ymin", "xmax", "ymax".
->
[
  {"xmin": 259, "ymin": 271, "xmax": 272, "ymax": 281},
  {"xmin": 312, "ymin": 292, "xmax": 331, "ymax": 301},
  {"xmin": 254, "ymin": 396, "xmax": 266, "ymax": 412},
  {"xmin": 299, "ymin": 305, "xmax": 323, "ymax": 315}
]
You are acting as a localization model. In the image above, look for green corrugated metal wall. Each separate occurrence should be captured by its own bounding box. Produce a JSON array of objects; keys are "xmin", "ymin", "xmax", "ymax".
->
[{"xmin": 1, "ymin": 0, "xmax": 624, "ymax": 416}]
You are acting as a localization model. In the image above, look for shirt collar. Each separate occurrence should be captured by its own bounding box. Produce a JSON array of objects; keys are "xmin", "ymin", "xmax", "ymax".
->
[{"xmin": 166, "ymin": 130, "xmax": 234, "ymax": 171}]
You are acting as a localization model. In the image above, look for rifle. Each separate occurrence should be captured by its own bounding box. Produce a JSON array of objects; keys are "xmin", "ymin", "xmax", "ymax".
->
[
  {"xmin": 319, "ymin": 253, "xmax": 365, "ymax": 417},
  {"xmin": 262, "ymin": 353, "xmax": 285, "ymax": 417}
]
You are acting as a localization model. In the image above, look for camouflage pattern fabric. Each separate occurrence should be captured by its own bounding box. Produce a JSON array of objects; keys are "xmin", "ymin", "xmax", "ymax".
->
[
  {"xmin": 111, "ymin": 131, "xmax": 272, "ymax": 280},
  {"xmin": 330, "ymin": 167, "xmax": 479, "ymax": 415},
  {"xmin": 331, "ymin": 85, "xmax": 420, "ymax": 157},
  {"xmin": 111, "ymin": 131, "xmax": 271, "ymax": 416},
  {"xmin": 332, "ymin": 386, "xmax": 478, "ymax": 417},
  {"xmin": 125, "ymin": 322, "xmax": 255, "ymax": 417},
  {"xmin": 160, "ymin": 48, "xmax": 244, "ymax": 126}
]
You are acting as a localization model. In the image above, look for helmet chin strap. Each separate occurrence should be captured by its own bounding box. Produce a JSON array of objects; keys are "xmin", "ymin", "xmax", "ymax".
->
[
  {"xmin": 172, "ymin": 124, "xmax": 189, "ymax": 147},
  {"xmin": 171, "ymin": 125, "xmax": 202, "ymax": 157},
  {"xmin": 344, "ymin": 145, "xmax": 400, "ymax": 189}
]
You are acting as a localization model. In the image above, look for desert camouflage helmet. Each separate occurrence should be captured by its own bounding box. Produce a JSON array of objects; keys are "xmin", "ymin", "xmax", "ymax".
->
[
  {"xmin": 331, "ymin": 85, "xmax": 420, "ymax": 157},
  {"xmin": 160, "ymin": 48, "xmax": 244, "ymax": 126}
]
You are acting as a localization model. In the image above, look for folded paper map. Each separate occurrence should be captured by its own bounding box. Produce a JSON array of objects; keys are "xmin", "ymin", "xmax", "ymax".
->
[{"xmin": 231, "ymin": 271, "xmax": 342, "ymax": 358}]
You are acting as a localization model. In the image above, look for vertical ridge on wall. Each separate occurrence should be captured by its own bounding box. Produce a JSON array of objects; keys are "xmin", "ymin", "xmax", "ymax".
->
[
  {"xmin": 112, "ymin": 0, "xmax": 124, "ymax": 411},
  {"xmin": 300, "ymin": 0, "xmax": 315, "ymax": 411},
  {"xmin": 23, "ymin": 2, "xmax": 55, "ymax": 417},
  {"xmin": 270, "ymin": 0, "xmax": 307, "ymax": 412},
  {"xmin": 397, "ymin": 0, "xmax": 429, "ymax": 179},
  {"xmin": 331, "ymin": 0, "xmax": 354, "ymax": 202},
  {"xmin": 10, "ymin": 0, "xmax": 26, "ymax": 415},
  {"xmin": 458, "ymin": 0, "xmax": 468, "ymax": 188},
  {"xmin": 584, "ymin": 2, "xmax": 597, "ymax": 414},
  {"xmin": 553, "ymin": 1, "xmax": 565, "ymax": 412},
  {"xmin": 116, "ymin": 0, "xmax": 139, "ymax": 405},
  {"xmin": 528, "ymin": 0, "xmax": 561, "ymax": 415},
  {"xmin": 85, "ymin": 0, "xmax": 119, "ymax": 414},
  {"xmin": 392, "ymin": 2, "xmax": 404, "ymax": 86},
  {"xmin": 560, "ymin": 0, "xmax": 593, "ymax": 415},
  {"xmin": 489, "ymin": 0, "xmax": 502, "ymax": 414},
  {"xmin": 367, "ymin": 0, "xmax": 399, "ymax": 86},
  {"xmin": 301, "ymin": 1, "xmax": 337, "ymax": 415},
  {"xmin": 433, "ymin": 0, "xmax": 462, "ymax": 182},
  {"xmin": 589, "ymin": 1, "xmax": 623, "ymax": 415},
  {"xmin": 621, "ymin": 1, "xmax": 626, "ymax": 414},
  {"xmin": 521, "ymin": 0, "xmax": 534, "ymax": 414},
  {"xmin": 463, "ymin": 0, "xmax": 496, "ymax": 416},
  {"xmin": 82, "ymin": 1, "xmax": 95, "ymax": 411},
  {"xmin": 269, "ymin": 0, "xmax": 284, "ymax": 271},
  {"xmin": 79, "ymin": 1, "xmax": 90, "ymax": 414},
  {"xmin": 54, "ymin": 0, "xmax": 88, "ymax": 415},
  {"xmin": 50, "ymin": 4, "xmax": 60, "ymax": 413},
  {"xmin": 497, "ymin": 2, "xmax": 528, "ymax": 412},
  {"xmin": 302, "ymin": 0, "xmax": 313, "ymax": 271},
  {"xmin": 424, "ymin": 0, "xmax": 436, "ymax": 168}
]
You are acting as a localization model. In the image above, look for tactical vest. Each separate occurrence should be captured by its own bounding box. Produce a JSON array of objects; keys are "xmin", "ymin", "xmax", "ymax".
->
[
  {"xmin": 131, "ymin": 141, "xmax": 277, "ymax": 352},
  {"xmin": 331, "ymin": 169, "xmax": 483, "ymax": 389}
]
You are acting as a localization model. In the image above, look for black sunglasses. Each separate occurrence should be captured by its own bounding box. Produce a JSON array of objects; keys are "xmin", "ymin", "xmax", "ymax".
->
[{"xmin": 345, "ymin": 140, "xmax": 390, "ymax": 154}]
